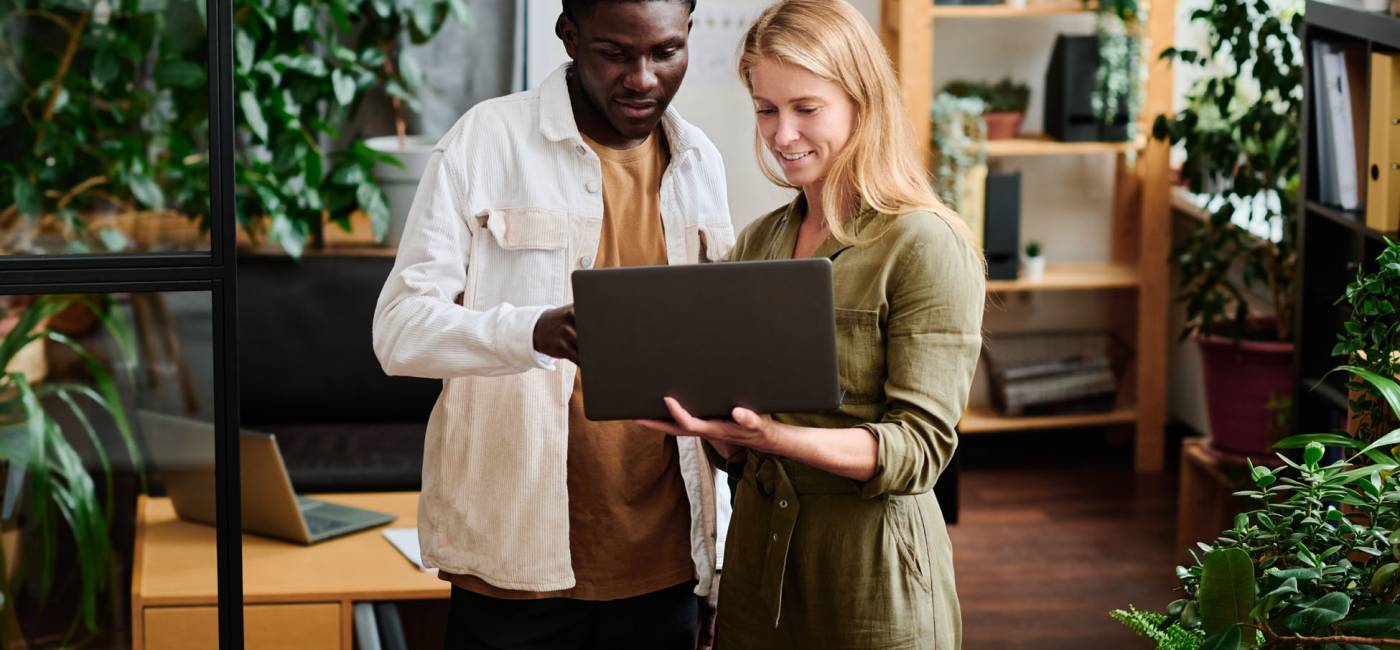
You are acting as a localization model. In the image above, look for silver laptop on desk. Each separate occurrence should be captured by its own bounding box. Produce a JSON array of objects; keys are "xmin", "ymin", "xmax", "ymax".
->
[{"xmin": 140, "ymin": 411, "xmax": 395, "ymax": 544}]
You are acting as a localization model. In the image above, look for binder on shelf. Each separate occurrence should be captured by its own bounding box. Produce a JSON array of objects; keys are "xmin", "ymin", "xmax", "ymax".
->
[
  {"xmin": 1326, "ymin": 46, "xmax": 1360, "ymax": 210},
  {"xmin": 1368, "ymin": 52, "xmax": 1400, "ymax": 232},
  {"xmin": 1312, "ymin": 40, "xmax": 1338, "ymax": 205}
]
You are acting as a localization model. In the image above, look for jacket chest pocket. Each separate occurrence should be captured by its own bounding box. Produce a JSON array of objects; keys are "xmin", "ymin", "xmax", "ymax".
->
[
  {"xmin": 469, "ymin": 208, "xmax": 570, "ymax": 309},
  {"xmin": 834, "ymin": 307, "xmax": 885, "ymax": 404}
]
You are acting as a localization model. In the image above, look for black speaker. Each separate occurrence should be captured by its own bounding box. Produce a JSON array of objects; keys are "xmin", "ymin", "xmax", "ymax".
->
[
  {"xmin": 1043, "ymin": 35, "xmax": 1129, "ymax": 142},
  {"xmin": 984, "ymin": 170, "xmax": 1021, "ymax": 281}
]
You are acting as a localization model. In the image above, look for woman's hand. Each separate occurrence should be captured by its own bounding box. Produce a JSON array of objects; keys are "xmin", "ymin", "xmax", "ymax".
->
[{"xmin": 635, "ymin": 397, "xmax": 780, "ymax": 455}]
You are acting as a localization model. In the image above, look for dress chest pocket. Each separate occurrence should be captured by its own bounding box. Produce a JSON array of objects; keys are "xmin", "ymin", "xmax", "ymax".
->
[
  {"xmin": 833, "ymin": 307, "xmax": 885, "ymax": 404},
  {"xmin": 469, "ymin": 207, "xmax": 570, "ymax": 309}
]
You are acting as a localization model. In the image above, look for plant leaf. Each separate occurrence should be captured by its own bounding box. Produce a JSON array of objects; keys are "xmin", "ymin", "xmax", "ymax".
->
[
  {"xmin": 1200, "ymin": 548, "xmax": 1256, "ymax": 636},
  {"xmin": 240, "ymin": 91, "xmax": 269, "ymax": 143},
  {"xmin": 332, "ymin": 69, "xmax": 355, "ymax": 107}
]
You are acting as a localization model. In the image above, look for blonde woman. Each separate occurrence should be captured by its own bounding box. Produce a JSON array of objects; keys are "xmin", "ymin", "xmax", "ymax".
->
[{"xmin": 635, "ymin": 0, "xmax": 984, "ymax": 647}]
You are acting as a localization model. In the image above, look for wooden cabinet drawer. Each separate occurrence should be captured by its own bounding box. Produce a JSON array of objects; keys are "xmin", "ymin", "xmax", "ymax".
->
[{"xmin": 143, "ymin": 602, "xmax": 341, "ymax": 650}]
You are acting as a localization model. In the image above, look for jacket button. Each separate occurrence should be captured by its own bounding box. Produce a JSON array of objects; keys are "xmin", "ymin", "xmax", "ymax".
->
[
  {"xmin": 575, "ymin": 144, "xmax": 587, "ymax": 155},
  {"xmin": 578, "ymin": 255, "xmax": 593, "ymax": 269},
  {"xmin": 585, "ymin": 180, "xmax": 600, "ymax": 194}
]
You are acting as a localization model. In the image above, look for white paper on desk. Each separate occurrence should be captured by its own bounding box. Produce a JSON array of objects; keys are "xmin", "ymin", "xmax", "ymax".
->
[{"xmin": 382, "ymin": 528, "xmax": 432, "ymax": 572}]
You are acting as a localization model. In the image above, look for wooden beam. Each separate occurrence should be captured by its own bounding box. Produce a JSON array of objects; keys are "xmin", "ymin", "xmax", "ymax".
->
[
  {"xmin": 881, "ymin": 0, "xmax": 933, "ymax": 164},
  {"xmin": 1134, "ymin": 0, "xmax": 1177, "ymax": 473}
]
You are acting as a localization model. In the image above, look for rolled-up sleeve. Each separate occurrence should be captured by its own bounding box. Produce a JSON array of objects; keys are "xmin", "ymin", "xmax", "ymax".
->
[
  {"xmin": 371, "ymin": 149, "xmax": 556, "ymax": 379},
  {"xmin": 858, "ymin": 223, "xmax": 985, "ymax": 497}
]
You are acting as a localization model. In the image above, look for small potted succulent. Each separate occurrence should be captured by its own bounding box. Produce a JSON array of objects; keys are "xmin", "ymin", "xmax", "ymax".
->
[
  {"xmin": 1023, "ymin": 240, "xmax": 1045, "ymax": 281},
  {"xmin": 943, "ymin": 78, "xmax": 1030, "ymax": 140}
]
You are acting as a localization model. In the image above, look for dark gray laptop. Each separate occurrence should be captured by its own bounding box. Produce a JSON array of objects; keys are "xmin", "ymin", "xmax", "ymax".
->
[
  {"xmin": 571, "ymin": 258, "xmax": 842, "ymax": 421},
  {"xmin": 140, "ymin": 411, "xmax": 395, "ymax": 544}
]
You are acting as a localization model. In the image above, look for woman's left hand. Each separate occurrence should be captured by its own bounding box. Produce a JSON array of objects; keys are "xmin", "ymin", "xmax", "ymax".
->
[{"xmin": 635, "ymin": 397, "xmax": 779, "ymax": 453}]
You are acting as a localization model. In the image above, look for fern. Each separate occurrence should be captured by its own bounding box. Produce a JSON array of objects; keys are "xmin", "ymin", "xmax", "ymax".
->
[{"xmin": 1111, "ymin": 606, "xmax": 1205, "ymax": 650}]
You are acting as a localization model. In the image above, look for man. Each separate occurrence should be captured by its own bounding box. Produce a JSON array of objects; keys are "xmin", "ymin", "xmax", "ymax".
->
[{"xmin": 371, "ymin": 0, "xmax": 734, "ymax": 648}]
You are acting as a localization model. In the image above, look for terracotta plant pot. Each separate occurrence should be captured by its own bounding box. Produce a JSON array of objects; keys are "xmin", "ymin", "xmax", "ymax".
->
[
  {"xmin": 984, "ymin": 112, "xmax": 1024, "ymax": 140},
  {"xmin": 1195, "ymin": 331, "xmax": 1295, "ymax": 459}
]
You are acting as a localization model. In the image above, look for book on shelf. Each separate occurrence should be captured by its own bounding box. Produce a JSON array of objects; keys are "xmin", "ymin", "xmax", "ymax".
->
[
  {"xmin": 1326, "ymin": 45, "xmax": 1360, "ymax": 210},
  {"xmin": 1369, "ymin": 51, "xmax": 1400, "ymax": 232},
  {"xmin": 1312, "ymin": 40, "xmax": 1338, "ymax": 206}
]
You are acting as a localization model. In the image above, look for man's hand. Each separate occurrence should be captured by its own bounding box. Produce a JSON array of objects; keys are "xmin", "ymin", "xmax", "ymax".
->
[{"xmin": 533, "ymin": 304, "xmax": 578, "ymax": 364}]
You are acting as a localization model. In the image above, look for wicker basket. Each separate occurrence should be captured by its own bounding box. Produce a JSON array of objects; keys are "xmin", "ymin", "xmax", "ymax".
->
[{"xmin": 984, "ymin": 330, "xmax": 1130, "ymax": 417}]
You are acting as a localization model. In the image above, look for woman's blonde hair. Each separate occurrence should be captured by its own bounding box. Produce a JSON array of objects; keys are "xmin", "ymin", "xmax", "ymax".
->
[{"xmin": 738, "ymin": 0, "xmax": 975, "ymax": 247}]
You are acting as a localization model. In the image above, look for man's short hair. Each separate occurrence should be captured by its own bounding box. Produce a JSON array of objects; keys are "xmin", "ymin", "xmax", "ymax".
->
[{"xmin": 561, "ymin": 0, "xmax": 697, "ymax": 22}]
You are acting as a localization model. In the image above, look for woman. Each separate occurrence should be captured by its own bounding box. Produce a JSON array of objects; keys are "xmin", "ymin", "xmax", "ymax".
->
[{"xmin": 635, "ymin": 1, "xmax": 984, "ymax": 648}]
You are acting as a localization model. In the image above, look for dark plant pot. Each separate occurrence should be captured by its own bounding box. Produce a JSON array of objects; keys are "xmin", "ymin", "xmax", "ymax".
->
[
  {"xmin": 984, "ymin": 112, "xmax": 1024, "ymax": 140},
  {"xmin": 1195, "ymin": 332, "xmax": 1295, "ymax": 459}
]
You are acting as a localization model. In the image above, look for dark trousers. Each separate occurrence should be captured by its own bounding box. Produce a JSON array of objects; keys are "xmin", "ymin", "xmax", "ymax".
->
[{"xmin": 444, "ymin": 580, "xmax": 699, "ymax": 650}]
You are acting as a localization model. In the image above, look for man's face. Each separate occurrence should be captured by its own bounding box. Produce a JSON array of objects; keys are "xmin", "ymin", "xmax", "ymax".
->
[{"xmin": 560, "ymin": 1, "xmax": 692, "ymax": 141}]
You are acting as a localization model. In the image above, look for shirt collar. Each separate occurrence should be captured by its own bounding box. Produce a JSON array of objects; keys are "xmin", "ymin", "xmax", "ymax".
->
[{"xmin": 537, "ymin": 63, "xmax": 700, "ymax": 159}]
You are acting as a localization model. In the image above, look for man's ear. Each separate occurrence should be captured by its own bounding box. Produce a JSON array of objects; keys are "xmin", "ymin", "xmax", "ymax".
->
[{"xmin": 557, "ymin": 14, "xmax": 579, "ymax": 59}]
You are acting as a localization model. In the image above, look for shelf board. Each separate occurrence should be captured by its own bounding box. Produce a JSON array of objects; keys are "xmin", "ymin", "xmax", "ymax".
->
[
  {"xmin": 1305, "ymin": 200, "xmax": 1389, "ymax": 241},
  {"xmin": 958, "ymin": 403, "xmax": 1138, "ymax": 434},
  {"xmin": 931, "ymin": 1, "xmax": 1093, "ymax": 18},
  {"xmin": 1306, "ymin": 0, "xmax": 1400, "ymax": 52},
  {"xmin": 986, "ymin": 261, "xmax": 1139, "ymax": 292},
  {"xmin": 984, "ymin": 134, "xmax": 1131, "ymax": 157}
]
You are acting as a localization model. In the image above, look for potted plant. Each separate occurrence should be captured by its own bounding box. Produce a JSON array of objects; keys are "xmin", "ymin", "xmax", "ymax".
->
[
  {"xmin": 0, "ymin": 0, "xmax": 210, "ymax": 255},
  {"xmin": 1152, "ymin": 0, "xmax": 1302, "ymax": 459},
  {"xmin": 1113, "ymin": 366, "xmax": 1400, "ymax": 649},
  {"xmin": 1023, "ymin": 240, "xmax": 1045, "ymax": 281},
  {"xmin": 930, "ymin": 92, "xmax": 988, "ymax": 219},
  {"xmin": 1334, "ymin": 237, "xmax": 1400, "ymax": 444},
  {"xmin": 1091, "ymin": 0, "xmax": 1143, "ymax": 146},
  {"xmin": 231, "ymin": 0, "xmax": 470, "ymax": 256},
  {"xmin": 0, "ymin": 295, "xmax": 141, "ymax": 647},
  {"xmin": 942, "ymin": 78, "xmax": 1029, "ymax": 140}
]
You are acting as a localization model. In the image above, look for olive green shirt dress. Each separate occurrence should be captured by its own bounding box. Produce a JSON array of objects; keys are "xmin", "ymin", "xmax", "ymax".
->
[{"xmin": 713, "ymin": 196, "xmax": 985, "ymax": 650}]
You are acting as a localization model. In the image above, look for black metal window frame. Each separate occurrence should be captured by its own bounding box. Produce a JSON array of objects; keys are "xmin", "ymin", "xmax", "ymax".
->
[{"xmin": 0, "ymin": 0, "xmax": 243, "ymax": 646}]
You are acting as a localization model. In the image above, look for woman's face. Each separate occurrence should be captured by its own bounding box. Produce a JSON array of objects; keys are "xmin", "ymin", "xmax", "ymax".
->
[{"xmin": 749, "ymin": 58, "xmax": 856, "ymax": 190}]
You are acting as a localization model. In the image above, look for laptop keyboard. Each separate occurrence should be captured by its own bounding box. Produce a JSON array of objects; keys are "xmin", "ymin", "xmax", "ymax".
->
[{"xmin": 303, "ymin": 512, "xmax": 346, "ymax": 536}]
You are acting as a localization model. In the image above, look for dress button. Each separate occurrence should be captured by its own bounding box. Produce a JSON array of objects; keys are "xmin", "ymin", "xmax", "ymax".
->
[
  {"xmin": 778, "ymin": 499, "xmax": 788, "ymax": 509},
  {"xmin": 585, "ymin": 180, "xmax": 600, "ymax": 194},
  {"xmin": 578, "ymin": 255, "xmax": 593, "ymax": 269},
  {"xmin": 771, "ymin": 533, "xmax": 778, "ymax": 542}
]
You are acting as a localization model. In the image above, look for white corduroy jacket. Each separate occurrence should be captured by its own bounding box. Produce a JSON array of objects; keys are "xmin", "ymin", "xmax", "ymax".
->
[{"xmin": 371, "ymin": 64, "xmax": 735, "ymax": 597}]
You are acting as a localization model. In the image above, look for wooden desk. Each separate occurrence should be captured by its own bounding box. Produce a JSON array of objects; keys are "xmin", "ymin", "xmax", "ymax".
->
[{"xmin": 131, "ymin": 492, "xmax": 448, "ymax": 650}]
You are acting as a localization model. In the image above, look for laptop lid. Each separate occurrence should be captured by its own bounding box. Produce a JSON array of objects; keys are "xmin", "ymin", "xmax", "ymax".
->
[
  {"xmin": 571, "ymin": 258, "xmax": 842, "ymax": 421},
  {"xmin": 141, "ymin": 411, "xmax": 314, "ymax": 543}
]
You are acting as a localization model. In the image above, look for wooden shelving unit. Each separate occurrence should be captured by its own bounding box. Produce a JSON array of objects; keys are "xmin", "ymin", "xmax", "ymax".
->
[
  {"xmin": 930, "ymin": 2, "xmax": 1093, "ymax": 19},
  {"xmin": 984, "ymin": 134, "xmax": 1134, "ymax": 157},
  {"xmin": 959, "ymin": 403, "xmax": 1138, "ymax": 434},
  {"xmin": 986, "ymin": 261, "xmax": 1139, "ymax": 292},
  {"xmin": 880, "ymin": 0, "xmax": 1176, "ymax": 471},
  {"xmin": 1293, "ymin": 1, "xmax": 1400, "ymax": 439}
]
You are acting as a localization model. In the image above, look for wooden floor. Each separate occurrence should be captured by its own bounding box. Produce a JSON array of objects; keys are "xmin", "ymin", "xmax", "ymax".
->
[{"xmin": 949, "ymin": 430, "xmax": 1183, "ymax": 649}]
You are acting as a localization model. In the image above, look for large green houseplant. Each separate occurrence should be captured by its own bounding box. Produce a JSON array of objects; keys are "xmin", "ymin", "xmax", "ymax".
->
[
  {"xmin": 1115, "ymin": 366, "xmax": 1400, "ymax": 649},
  {"xmin": 1151, "ymin": 0, "xmax": 1304, "ymax": 458},
  {"xmin": 0, "ymin": 295, "xmax": 140, "ymax": 646},
  {"xmin": 0, "ymin": 0, "xmax": 209, "ymax": 254},
  {"xmin": 0, "ymin": 0, "xmax": 467, "ymax": 257},
  {"xmin": 1334, "ymin": 237, "xmax": 1400, "ymax": 444},
  {"xmin": 232, "ymin": 0, "xmax": 469, "ymax": 256}
]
